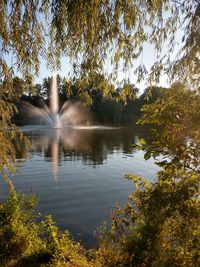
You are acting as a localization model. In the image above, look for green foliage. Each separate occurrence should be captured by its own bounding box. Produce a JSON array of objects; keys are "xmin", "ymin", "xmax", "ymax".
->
[
  {"xmin": 139, "ymin": 83, "xmax": 200, "ymax": 136},
  {"xmin": 97, "ymin": 169, "xmax": 200, "ymax": 266},
  {"xmin": 0, "ymin": 187, "xmax": 93, "ymax": 267},
  {"xmin": 76, "ymin": 91, "xmax": 93, "ymax": 106},
  {"xmin": 118, "ymin": 82, "xmax": 138, "ymax": 105},
  {"xmin": 121, "ymin": 103, "xmax": 139, "ymax": 123},
  {"xmin": 0, "ymin": 129, "xmax": 29, "ymax": 174},
  {"xmin": 138, "ymin": 83, "xmax": 200, "ymax": 173},
  {"xmin": 0, "ymin": 76, "xmax": 32, "ymax": 174},
  {"xmin": 0, "ymin": 187, "xmax": 43, "ymax": 265},
  {"xmin": 139, "ymin": 86, "xmax": 166, "ymax": 105}
]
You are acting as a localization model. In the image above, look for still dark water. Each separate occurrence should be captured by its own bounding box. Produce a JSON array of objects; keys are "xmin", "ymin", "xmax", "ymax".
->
[{"xmin": 0, "ymin": 125, "xmax": 160, "ymax": 247}]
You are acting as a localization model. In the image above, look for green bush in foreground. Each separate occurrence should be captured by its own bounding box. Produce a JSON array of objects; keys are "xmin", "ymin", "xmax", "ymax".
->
[
  {"xmin": 97, "ymin": 168, "xmax": 200, "ymax": 267},
  {"xmin": 0, "ymin": 187, "xmax": 93, "ymax": 267}
]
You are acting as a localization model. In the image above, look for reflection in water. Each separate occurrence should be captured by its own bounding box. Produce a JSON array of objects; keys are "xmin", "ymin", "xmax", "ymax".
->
[
  {"xmin": 24, "ymin": 126, "xmax": 141, "ymax": 181},
  {"xmin": 51, "ymin": 130, "xmax": 59, "ymax": 182}
]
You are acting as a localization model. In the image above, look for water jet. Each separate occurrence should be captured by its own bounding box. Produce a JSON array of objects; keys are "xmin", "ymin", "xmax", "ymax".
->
[{"xmin": 18, "ymin": 74, "xmax": 89, "ymax": 128}]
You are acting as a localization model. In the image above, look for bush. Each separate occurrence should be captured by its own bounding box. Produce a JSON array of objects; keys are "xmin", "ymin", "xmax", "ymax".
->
[
  {"xmin": 0, "ymin": 187, "xmax": 92, "ymax": 267},
  {"xmin": 96, "ymin": 169, "xmax": 200, "ymax": 267}
]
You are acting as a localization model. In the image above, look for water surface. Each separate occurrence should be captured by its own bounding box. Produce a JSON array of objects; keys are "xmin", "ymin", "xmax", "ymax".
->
[{"xmin": 0, "ymin": 125, "xmax": 160, "ymax": 247}]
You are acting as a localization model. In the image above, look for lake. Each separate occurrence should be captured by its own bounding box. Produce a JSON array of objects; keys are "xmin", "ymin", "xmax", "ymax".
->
[{"xmin": 0, "ymin": 125, "xmax": 160, "ymax": 248}]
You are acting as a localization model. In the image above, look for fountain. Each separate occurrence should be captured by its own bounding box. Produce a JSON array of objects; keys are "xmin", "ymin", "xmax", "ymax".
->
[{"xmin": 18, "ymin": 74, "xmax": 89, "ymax": 128}]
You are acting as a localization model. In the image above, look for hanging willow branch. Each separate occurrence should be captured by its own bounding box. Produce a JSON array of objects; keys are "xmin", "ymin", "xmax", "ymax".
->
[{"xmin": 0, "ymin": 0, "xmax": 199, "ymax": 96}]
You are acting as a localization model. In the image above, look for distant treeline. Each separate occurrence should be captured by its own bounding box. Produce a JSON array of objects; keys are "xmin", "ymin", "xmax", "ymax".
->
[{"xmin": 10, "ymin": 74, "xmax": 166, "ymax": 124}]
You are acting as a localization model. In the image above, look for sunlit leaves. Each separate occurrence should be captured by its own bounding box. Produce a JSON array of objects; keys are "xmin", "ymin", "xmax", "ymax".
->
[
  {"xmin": 0, "ymin": 189, "xmax": 92, "ymax": 266},
  {"xmin": 118, "ymin": 82, "xmax": 138, "ymax": 105},
  {"xmin": 139, "ymin": 82, "xmax": 200, "ymax": 139},
  {"xmin": 138, "ymin": 82, "xmax": 200, "ymax": 175}
]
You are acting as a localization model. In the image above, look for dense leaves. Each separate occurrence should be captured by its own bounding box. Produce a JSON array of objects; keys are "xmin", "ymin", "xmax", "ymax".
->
[{"xmin": 138, "ymin": 82, "xmax": 200, "ymax": 173}]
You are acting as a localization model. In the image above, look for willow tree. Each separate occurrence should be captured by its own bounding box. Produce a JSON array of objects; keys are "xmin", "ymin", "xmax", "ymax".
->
[{"xmin": 1, "ymin": 0, "xmax": 200, "ymax": 87}]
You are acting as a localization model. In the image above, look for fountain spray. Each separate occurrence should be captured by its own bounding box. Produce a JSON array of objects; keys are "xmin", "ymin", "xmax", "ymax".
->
[
  {"xmin": 19, "ymin": 74, "xmax": 89, "ymax": 127},
  {"xmin": 49, "ymin": 73, "xmax": 60, "ymax": 128}
]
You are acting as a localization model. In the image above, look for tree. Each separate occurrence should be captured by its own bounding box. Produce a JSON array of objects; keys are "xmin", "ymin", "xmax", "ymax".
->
[
  {"xmin": 96, "ymin": 97, "xmax": 123, "ymax": 123},
  {"xmin": 41, "ymin": 77, "xmax": 51, "ymax": 99}
]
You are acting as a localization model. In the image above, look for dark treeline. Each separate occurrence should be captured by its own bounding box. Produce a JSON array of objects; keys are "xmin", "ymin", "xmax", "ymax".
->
[{"xmin": 10, "ymin": 74, "xmax": 166, "ymax": 124}]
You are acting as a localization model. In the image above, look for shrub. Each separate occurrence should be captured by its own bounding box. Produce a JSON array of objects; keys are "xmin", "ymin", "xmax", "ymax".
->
[
  {"xmin": 96, "ymin": 168, "xmax": 200, "ymax": 267},
  {"xmin": 0, "ymin": 187, "xmax": 92, "ymax": 267}
]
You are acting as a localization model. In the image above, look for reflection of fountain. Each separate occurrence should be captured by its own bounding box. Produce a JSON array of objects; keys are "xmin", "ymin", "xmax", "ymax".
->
[
  {"xmin": 50, "ymin": 129, "xmax": 60, "ymax": 182},
  {"xmin": 48, "ymin": 128, "xmax": 90, "ymax": 181},
  {"xmin": 25, "ymin": 126, "xmax": 119, "ymax": 181},
  {"xmin": 19, "ymin": 74, "xmax": 88, "ymax": 127}
]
